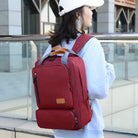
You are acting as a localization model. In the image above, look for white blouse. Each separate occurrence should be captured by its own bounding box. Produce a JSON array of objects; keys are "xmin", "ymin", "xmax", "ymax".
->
[{"xmin": 42, "ymin": 34, "xmax": 116, "ymax": 138}]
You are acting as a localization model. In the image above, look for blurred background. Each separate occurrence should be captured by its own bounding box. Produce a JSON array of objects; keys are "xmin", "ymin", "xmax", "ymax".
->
[{"xmin": 0, "ymin": 0, "xmax": 138, "ymax": 138}]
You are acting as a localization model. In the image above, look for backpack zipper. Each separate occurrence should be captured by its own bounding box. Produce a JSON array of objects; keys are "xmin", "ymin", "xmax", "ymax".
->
[
  {"xmin": 71, "ymin": 111, "xmax": 78, "ymax": 128},
  {"xmin": 33, "ymin": 72, "xmax": 40, "ymax": 103},
  {"xmin": 64, "ymin": 65, "xmax": 72, "ymax": 91}
]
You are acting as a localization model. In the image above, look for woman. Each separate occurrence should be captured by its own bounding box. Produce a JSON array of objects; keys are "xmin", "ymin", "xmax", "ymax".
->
[{"xmin": 43, "ymin": 0, "xmax": 115, "ymax": 137}]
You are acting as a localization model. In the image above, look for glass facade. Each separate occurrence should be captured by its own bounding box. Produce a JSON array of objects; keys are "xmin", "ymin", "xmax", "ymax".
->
[
  {"xmin": 0, "ymin": 37, "xmax": 138, "ymax": 119},
  {"xmin": 101, "ymin": 41, "xmax": 138, "ymax": 80},
  {"xmin": 0, "ymin": 39, "xmax": 49, "ymax": 119},
  {"xmin": 21, "ymin": 0, "xmax": 136, "ymax": 34},
  {"xmin": 115, "ymin": 4, "xmax": 135, "ymax": 33},
  {"xmin": 22, "ymin": 0, "xmax": 40, "ymax": 34}
]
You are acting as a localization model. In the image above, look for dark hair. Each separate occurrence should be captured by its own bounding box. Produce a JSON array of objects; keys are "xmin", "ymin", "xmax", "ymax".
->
[{"xmin": 48, "ymin": 6, "xmax": 84, "ymax": 47}]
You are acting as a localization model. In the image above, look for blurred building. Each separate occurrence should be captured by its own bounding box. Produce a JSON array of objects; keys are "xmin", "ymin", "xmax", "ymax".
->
[
  {"xmin": 97, "ymin": 0, "xmax": 136, "ymax": 33},
  {"xmin": 0, "ymin": 0, "xmax": 137, "ymax": 35},
  {"xmin": 115, "ymin": 0, "xmax": 136, "ymax": 32},
  {"xmin": 0, "ymin": 1, "xmax": 138, "ymax": 137}
]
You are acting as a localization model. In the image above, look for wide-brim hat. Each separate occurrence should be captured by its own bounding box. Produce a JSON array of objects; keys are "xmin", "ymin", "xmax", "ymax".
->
[{"xmin": 58, "ymin": 0, "xmax": 104, "ymax": 16}]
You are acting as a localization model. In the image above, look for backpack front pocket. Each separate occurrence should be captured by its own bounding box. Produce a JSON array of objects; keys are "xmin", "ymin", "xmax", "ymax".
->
[
  {"xmin": 36, "ymin": 109, "xmax": 78, "ymax": 130},
  {"xmin": 33, "ymin": 64, "xmax": 73, "ymax": 109}
]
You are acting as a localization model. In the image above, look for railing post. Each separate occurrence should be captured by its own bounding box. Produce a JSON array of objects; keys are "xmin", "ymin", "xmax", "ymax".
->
[
  {"xmin": 30, "ymin": 41, "xmax": 37, "ymax": 120},
  {"xmin": 124, "ymin": 43, "xmax": 129, "ymax": 80}
]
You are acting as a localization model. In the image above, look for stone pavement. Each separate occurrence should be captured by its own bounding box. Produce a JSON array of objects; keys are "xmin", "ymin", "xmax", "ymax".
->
[
  {"xmin": 0, "ymin": 117, "xmax": 138, "ymax": 138},
  {"xmin": 104, "ymin": 131, "xmax": 138, "ymax": 138}
]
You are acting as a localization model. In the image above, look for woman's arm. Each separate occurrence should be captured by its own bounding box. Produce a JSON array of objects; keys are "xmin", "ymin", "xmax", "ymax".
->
[{"xmin": 80, "ymin": 37, "xmax": 115, "ymax": 99}]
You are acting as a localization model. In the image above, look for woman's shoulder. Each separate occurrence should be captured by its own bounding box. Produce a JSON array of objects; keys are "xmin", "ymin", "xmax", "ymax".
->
[
  {"xmin": 78, "ymin": 36, "xmax": 103, "ymax": 57},
  {"xmin": 87, "ymin": 36, "xmax": 101, "ymax": 48}
]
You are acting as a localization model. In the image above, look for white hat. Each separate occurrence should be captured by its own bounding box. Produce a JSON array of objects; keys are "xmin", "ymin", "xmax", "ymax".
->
[{"xmin": 58, "ymin": 0, "xmax": 104, "ymax": 16}]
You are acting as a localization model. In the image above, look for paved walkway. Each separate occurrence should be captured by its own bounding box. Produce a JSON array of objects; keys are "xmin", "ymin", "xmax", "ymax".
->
[
  {"xmin": 0, "ymin": 116, "xmax": 138, "ymax": 138},
  {"xmin": 104, "ymin": 131, "xmax": 138, "ymax": 138}
]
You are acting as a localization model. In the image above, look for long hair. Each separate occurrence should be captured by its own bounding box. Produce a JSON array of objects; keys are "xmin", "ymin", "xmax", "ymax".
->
[{"xmin": 48, "ymin": 6, "xmax": 84, "ymax": 47}]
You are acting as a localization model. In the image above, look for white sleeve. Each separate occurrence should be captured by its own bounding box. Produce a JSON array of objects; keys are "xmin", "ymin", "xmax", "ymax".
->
[{"xmin": 79, "ymin": 37, "xmax": 116, "ymax": 100}]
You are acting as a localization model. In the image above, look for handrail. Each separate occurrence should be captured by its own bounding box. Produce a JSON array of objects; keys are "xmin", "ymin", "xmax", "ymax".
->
[
  {"xmin": 94, "ymin": 33, "xmax": 138, "ymax": 40},
  {"xmin": 0, "ymin": 35, "xmax": 50, "ymax": 41},
  {"xmin": 0, "ymin": 33, "xmax": 138, "ymax": 41}
]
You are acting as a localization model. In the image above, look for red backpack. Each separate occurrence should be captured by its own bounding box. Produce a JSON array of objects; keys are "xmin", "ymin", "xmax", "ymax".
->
[{"xmin": 32, "ymin": 34, "xmax": 93, "ymax": 130}]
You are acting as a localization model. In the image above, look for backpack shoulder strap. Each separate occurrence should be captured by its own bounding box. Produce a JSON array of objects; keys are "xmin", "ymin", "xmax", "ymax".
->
[{"xmin": 72, "ymin": 34, "xmax": 93, "ymax": 54}]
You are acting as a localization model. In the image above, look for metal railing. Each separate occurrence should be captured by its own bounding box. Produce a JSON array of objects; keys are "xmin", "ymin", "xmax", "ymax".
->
[
  {"xmin": 0, "ymin": 33, "xmax": 138, "ymax": 81},
  {"xmin": 0, "ymin": 33, "xmax": 138, "ymax": 134}
]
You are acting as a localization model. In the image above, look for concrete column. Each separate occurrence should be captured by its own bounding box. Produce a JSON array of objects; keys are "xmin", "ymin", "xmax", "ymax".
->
[
  {"xmin": 97, "ymin": 0, "xmax": 115, "ymax": 33},
  {"xmin": 8, "ymin": 0, "xmax": 22, "ymax": 35},
  {"xmin": 0, "ymin": 0, "xmax": 22, "ymax": 72},
  {"xmin": 0, "ymin": 0, "xmax": 9, "ymax": 35},
  {"xmin": 0, "ymin": 0, "xmax": 22, "ymax": 35},
  {"xmin": 135, "ymin": 1, "xmax": 138, "ymax": 32}
]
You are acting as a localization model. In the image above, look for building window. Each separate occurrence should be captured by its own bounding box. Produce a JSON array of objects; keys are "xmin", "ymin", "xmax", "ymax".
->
[
  {"xmin": 41, "ymin": 0, "xmax": 97, "ymax": 34},
  {"xmin": 92, "ymin": 9, "xmax": 97, "ymax": 33},
  {"xmin": 22, "ymin": 0, "xmax": 41, "ymax": 34},
  {"xmin": 41, "ymin": 0, "xmax": 59, "ymax": 34},
  {"xmin": 116, "ymin": 11, "xmax": 127, "ymax": 32},
  {"xmin": 115, "ymin": 6, "xmax": 135, "ymax": 32},
  {"xmin": 129, "ymin": 13, "xmax": 135, "ymax": 32}
]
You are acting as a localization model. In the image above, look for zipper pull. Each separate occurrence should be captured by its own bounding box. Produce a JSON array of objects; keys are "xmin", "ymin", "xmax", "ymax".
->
[
  {"xmin": 33, "ymin": 72, "xmax": 37, "ymax": 83},
  {"xmin": 64, "ymin": 65, "xmax": 72, "ymax": 91},
  {"xmin": 33, "ymin": 72, "xmax": 41, "ymax": 103},
  {"xmin": 71, "ymin": 111, "xmax": 78, "ymax": 128},
  {"xmin": 75, "ymin": 117, "xmax": 78, "ymax": 128},
  {"xmin": 69, "ymin": 80, "xmax": 72, "ymax": 91}
]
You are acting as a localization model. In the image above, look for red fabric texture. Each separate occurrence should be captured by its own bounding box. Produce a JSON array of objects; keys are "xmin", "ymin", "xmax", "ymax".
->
[{"xmin": 32, "ymin": 34, "xmax": 93, "ymax": 130}]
